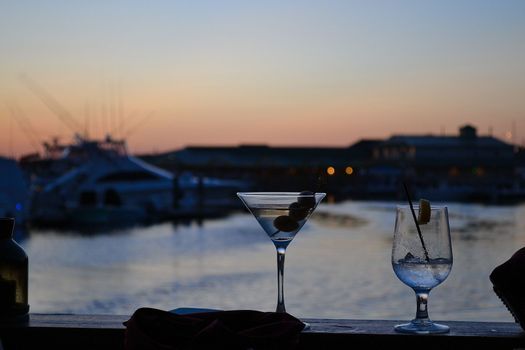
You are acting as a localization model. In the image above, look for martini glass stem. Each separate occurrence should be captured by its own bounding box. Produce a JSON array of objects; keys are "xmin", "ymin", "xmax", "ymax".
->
[{"xmin": 276, "ymin": 247, "xmax": 286, "ymax": 313}]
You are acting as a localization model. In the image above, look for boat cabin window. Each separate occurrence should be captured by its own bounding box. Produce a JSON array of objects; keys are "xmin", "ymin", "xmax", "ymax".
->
[
  {"xmin": 79, "ymin": 191, "xmax": 97, "ymax": 207},
  {"xmin": 104, "ymin": 189, "xmax": 122, "ymax": 207},
  {"xmin": 96, "ymin": 171, "xmax": 160, "ymax": 182}
]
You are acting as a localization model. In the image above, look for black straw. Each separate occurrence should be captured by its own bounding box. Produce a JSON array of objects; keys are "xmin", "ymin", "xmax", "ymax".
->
[{"xmin": 402, "ymin": 182, "xmax": 430, "ymax": 262}]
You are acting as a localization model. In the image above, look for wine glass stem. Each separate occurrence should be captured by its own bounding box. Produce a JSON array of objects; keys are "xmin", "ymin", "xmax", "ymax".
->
[
  {"xmin": 415, "ymin": 290, "xmax": 430, "ymax": 321},
  {"xmin": 276, "ymin": 247, "xmax": 286, "ymax": 313}
]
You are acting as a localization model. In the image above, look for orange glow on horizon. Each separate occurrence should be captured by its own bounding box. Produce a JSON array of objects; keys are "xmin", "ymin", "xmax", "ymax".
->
[{"xmin": 1, "ymin": 2, "xmax": 525, "ymax": 158}]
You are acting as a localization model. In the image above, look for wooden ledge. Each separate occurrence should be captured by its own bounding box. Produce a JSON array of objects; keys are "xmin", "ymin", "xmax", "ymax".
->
[{"xmin": 0, "ymin": 314, "xmax": 524, "ymax": 349}]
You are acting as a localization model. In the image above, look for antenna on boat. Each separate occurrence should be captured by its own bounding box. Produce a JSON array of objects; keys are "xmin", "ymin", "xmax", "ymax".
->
[
  {"xmin": 118, "ymin": 80, "xmax": 124, "ymax": 139},
  {"xmin": 107, "ymin": 80, "xmax": 126, "ymax": 139},
  {"xmin": 5, "ymin": 101, "xmax": 41, "ymax": 153},
  {"xmin": 18, "ymin": 74, "xmax": 84, "ymax": 138},
  {"xmin": 84, "ymin": 101, "xmax": 90, "ymax": 139},
  {"xmin": 8, "ymin": 109, "xmax": 13, "ymax": 158},
  {"xmin": 512, "ymin": 120, "xmax": 518, "ymax": 152},
  {"xmin": 109, "ymin": 81, "xmax": 116, "ymax": 139},
  {"xmin": 123, "ymin": 111, "xmax": 156, "ymax": 138},
  {"xmin": 115, "ymin": 109, "xmax": 138, "ymax": 138}
]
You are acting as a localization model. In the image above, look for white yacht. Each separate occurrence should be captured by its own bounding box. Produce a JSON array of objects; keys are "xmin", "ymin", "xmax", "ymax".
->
[{"xmin": 29, "ymin": 136, "xmax": 175, "ymax": 226}]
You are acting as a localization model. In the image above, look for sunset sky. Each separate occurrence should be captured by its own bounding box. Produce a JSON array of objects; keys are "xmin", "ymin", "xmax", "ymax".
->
[{"xmin": 1, "ymin": 0, "xmax": 524, "ymax": 157}]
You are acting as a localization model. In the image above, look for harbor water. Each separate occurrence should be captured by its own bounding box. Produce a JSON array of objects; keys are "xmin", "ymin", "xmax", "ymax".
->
[{"xmin": 20, "ymin": 200, "xmax": 525, "ymax": 322}]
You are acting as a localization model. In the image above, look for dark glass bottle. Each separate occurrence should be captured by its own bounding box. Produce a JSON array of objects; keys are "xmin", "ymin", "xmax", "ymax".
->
[{"xmin": 0, "ymin": 218, "xmax": 29, "ymax": 322}]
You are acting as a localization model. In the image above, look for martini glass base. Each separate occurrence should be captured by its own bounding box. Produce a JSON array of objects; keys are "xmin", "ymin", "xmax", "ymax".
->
[{"xmin": 394, "ymin": 320, "xmax": 449, "ymax": 334}]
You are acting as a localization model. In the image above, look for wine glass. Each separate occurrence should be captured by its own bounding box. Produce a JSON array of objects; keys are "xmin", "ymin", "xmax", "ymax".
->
[
  {"xmin": 392, "ymin": 205, "xmax": 453, "ymax": 334},
  {"xmin": 237, "ymin": 192, "xmax": 325, "ymax": 315}
]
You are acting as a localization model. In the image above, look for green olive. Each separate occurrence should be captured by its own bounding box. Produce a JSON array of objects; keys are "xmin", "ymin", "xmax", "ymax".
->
[
  {"xmin": 273, "ymin": 215, "xmax": 299, "ymax": 232},
  {"xmin": 289, "ymin": 202, "xmax": 309, "ymax": 221},
  {"xmin": 297, "ymin": 191, "xmax": 316, "ymax": 209}
]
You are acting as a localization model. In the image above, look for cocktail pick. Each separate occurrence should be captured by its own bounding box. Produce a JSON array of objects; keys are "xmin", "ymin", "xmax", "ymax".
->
[{"xmin": 402, "ymin": 182, "xmax": 430, "ymax": 262}]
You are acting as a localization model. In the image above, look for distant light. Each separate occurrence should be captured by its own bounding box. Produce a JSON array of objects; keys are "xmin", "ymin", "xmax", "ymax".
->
[
  {"xmin": 449, "ymin": 167, "xmax": 459, "ymax": 177},
  {"xmin": 345, "ymin": 166, "xmax": 354, "ymax": 175},
  {"xmin": 15, "ymin": 203, "xmax": 23, "ymax": 211},
  {"xmin": 505, "ymin": 131, "xmax": 513, "ymax": 140},
  {"xmin": 326, "ymin": 166, "xmax": 335, "ymax": 176},
  {"xmin": 473, "ymin": 167, "xmax": 485, "ymax": 176}
]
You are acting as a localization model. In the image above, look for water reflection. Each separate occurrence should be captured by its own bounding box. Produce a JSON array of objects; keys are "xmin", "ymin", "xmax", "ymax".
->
[{"xmin": 18, "ymin": 201, "xmax": 525, "ymax": 323}]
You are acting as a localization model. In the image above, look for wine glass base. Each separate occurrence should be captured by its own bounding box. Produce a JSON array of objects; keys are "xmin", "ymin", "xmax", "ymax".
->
[{"xmin": 394, "ymin": 320, "xmax": 449, "ymax": 334}]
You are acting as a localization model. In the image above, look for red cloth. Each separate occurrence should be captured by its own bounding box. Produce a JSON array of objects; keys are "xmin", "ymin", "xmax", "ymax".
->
[{"xmin": 124, "ymin": 307, "xmax": 304, "ymax": 350}]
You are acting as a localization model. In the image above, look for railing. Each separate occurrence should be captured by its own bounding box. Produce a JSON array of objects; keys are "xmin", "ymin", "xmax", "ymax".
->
[{"xmin": 1, "ymin": 314, "xmax": 524, "ymax": 349}]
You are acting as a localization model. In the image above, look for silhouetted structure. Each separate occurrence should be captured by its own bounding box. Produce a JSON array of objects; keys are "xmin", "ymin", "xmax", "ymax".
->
[
  {"xmin": 368, "ymin": 125, "xmax": 516, "ymax": 201},
  {"xmin": 141, "ymin": 125, "xmax": 524, "ymax": 203},
  {"xmin": 141, "ymin": 142, "xmax": 381, "ymax": 198}
]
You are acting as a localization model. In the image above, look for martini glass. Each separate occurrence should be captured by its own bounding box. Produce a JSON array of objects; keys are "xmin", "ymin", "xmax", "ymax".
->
[{"xmin": 237, "ymin": 192, "xmax": 326, "ymax": 317}]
